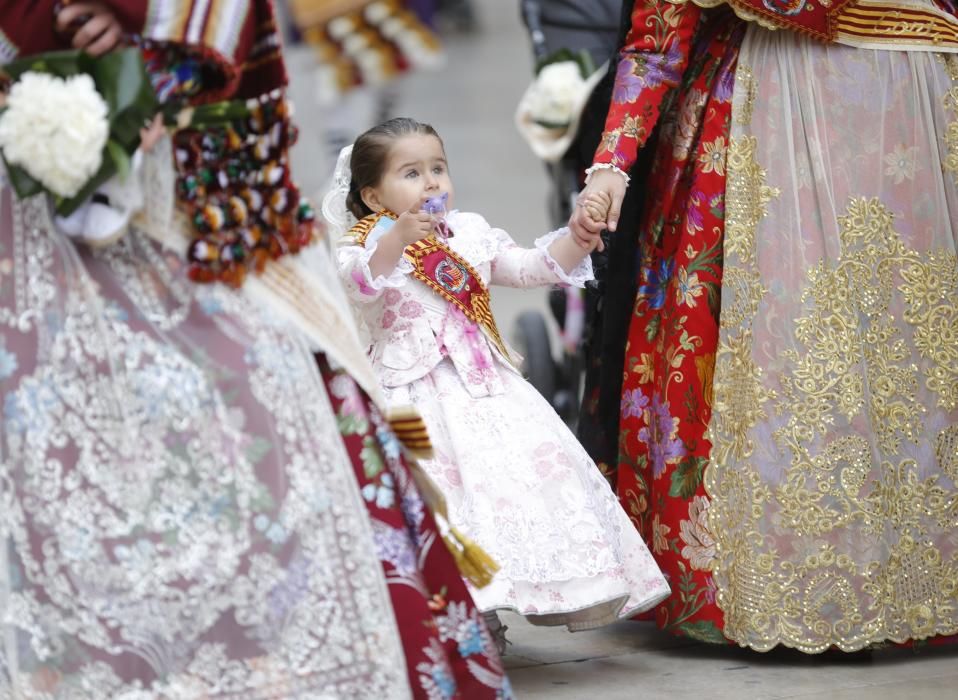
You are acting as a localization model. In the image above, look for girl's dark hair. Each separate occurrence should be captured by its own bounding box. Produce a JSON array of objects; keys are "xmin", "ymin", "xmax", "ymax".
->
[{"xmin": 347, "ymin": 117, "xmax": 444, "ymax": 219}]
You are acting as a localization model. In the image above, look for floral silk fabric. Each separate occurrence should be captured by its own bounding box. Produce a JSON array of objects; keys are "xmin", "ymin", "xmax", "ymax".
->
[
  {"xmin": 319, "ymin": 358, "xmax": 512, "ymax": 699},
  {"xmin": 597, "ymin": 0, "xmax": 958, "ymax": 650}
]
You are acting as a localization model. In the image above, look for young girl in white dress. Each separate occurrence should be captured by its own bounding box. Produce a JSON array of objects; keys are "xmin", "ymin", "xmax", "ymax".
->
[{"xmin": 331, "ymin": 117, "xmax": 669, "ymax": 645}]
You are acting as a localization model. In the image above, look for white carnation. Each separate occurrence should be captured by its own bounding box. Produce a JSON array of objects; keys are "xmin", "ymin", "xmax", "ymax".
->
[
  {"xmin": 364, "ymin": 1, "xmax": 390, "ymax": 23},
  {"xmin": 379, "ymin": 17, "xmax": 404, "ymax": 38},
  {"xmin": 0, "ymin": 72, "xmax": 109, "ymax": 199},
  {"xmin": 327, "ymin": 17, "xmax": 355, "ymax": 40},
  {"xmin": 342, "ymin": 33, "xmax": 368, "ymax": 55},
  {"xmin": 525, "ymin": 61, "xmax": 585, "ymax": 126}
]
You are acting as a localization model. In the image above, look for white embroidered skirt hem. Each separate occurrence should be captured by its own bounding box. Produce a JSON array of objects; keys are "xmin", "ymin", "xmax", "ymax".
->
[{"xmin": 382, "ymin": 358, "xmax": 670, "ymax": 631}]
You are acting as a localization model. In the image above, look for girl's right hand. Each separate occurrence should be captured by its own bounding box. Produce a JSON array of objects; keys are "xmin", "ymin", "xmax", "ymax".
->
[
  {"xmin": 56, "ymin": 2, "xmax": 123, "ymax": 57},
  {"xmin": 392, "ymin": 202, "xmax": 435, "ymax": 246}
]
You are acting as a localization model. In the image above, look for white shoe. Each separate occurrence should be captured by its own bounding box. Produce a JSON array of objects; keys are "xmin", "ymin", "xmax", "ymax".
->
[{"xmin": 483, "ymin": 611, "xmax": 511, "ymax": 657}]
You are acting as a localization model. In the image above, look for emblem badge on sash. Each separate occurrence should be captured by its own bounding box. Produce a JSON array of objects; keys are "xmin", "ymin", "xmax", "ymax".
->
[{"xmin": 436, "ymin": 258, "xmax": 468, "ymax": 293}]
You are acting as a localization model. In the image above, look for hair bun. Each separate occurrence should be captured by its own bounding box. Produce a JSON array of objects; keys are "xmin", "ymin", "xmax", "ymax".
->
[{"xmin": 346, "ymin": 187, "xmax": 369, "ymax": 220}]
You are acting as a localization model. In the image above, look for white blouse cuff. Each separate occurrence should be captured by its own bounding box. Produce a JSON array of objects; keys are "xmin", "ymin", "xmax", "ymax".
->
[
  {"xmin": 356, "ymin": 238, "xmax": 413, "ymax": 291},
  {"xmin": 585, "ymin": 162, "xmax": 631, "ymax": 185},
  {"xmin": 535, "ymin": 228, "xmax": 595, "ymax": 288}
]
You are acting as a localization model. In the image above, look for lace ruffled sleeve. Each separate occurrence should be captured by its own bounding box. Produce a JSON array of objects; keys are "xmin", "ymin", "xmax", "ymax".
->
[
  {"xmin": 534, "ymin": 228, "xmax": 594, "ymax": 287},
  {"xmin": 593, "ymin": 0, "xmax": 701, "ymax": 172},
  {"xmin": 337, "ymin": 238, "xmax": 413, "ymax": 303},
  {"xmin": 488, "ymin": 222, "xmax": 594, "ymax": 289}
]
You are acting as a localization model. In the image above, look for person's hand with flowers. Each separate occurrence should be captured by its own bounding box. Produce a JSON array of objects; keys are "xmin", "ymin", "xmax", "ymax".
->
[
  {"xmin": 0, "ymin": 70, "xmax": 110, "ymax": 198},
  {"xmin": 55, "ymin": 2, "xmax": 124, "ymax": 57}
]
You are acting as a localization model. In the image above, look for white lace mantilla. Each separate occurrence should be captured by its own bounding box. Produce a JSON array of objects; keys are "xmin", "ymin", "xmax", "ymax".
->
[{"xmin": 0, "ymin": 192, "xmax": 410, "ymax": 698}]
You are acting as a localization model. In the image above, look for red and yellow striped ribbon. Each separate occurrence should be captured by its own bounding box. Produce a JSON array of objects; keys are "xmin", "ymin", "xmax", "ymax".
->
[{"xmin": 836, "ymin": 1, "xmax": 958, "ymax": 50}]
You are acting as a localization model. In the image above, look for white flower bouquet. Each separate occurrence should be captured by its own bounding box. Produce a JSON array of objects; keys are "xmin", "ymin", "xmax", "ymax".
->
[
  {"xmin": 523, "ymin": 49, "xmax": 595, "ymax": 129},
  {"xmin": 0, "ymin": 48, "xmax": 160, "ymax": 216},
  {"xmin": 515, "ymin": 48, "xmax": 605, "ymax": 163},
  {"xmin": 0, "ymin": 48, "xmax": 249, "ymax": 217}
]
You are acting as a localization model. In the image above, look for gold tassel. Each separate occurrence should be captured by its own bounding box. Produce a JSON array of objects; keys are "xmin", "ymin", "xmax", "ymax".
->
[
  {"xmin": 394, "ymin": 417, "xmax": 500, "ymax": 589},
  {"xmin": 445, "ymin": 526, "xmax": 500, "ymax": 589}
]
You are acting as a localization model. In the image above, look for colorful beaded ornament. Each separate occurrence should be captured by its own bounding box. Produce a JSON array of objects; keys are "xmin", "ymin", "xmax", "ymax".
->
[{"xmin": 172, "ymin": 89, "xmax": 315, "ymax": 287}]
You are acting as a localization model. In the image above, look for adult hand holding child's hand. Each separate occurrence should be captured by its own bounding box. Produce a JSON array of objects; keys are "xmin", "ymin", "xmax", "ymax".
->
[
  {"xmin": 569, "ymin": 167, "xmax": 628, "ymax": 251},
  {"xmin": 572, "ymin": 191, "xmax": 612, "ymax": 252}
]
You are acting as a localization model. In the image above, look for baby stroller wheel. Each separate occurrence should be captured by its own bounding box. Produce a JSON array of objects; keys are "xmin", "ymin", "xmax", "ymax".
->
[{"xmin": 514, "ymin": 310, "xmax": 557, "ymax": 405}]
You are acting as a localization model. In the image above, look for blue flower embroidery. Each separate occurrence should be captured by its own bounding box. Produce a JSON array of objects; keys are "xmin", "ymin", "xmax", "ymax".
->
[
  {"xmin": 457, "ymin": 620, "xmax": 485, "ymax": 657},
  {"xmin": 639, "ymin": 258, "xmax": 674, "ymax": 310},
  {"xmin": 0, "ymin": 346, "xmax": 18, "ymax": 380},
  {"xmin": 376, "ymin": 426, "xmax": 403, "ymax": 461},
  {"xmin": 430, "ymin": 667, "xmax": 457, "ymax": 699},
  {"xmin": 362, "ymin": 473, "xmax": 395, "ymax": 509},
  {"xmin": 198, "ymin": 294, "xmax": 224, "ymax": 316},
  {"xmin": 3, "ymin": 377, "xmax": 60, "ymax": 435},
  {"xmin": 254, "ymin": 514, "xmax": 288, "ymax": 544}
]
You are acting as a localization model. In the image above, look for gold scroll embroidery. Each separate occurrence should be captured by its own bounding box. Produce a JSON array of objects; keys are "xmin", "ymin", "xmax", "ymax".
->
[{"xmin": 707, "ymin": 142, "xmax": 958, "ymax": 651}]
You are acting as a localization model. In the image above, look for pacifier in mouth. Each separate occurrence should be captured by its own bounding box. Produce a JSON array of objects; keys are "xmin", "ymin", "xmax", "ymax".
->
[
  {"xmin": 423, "ymin": 192, "xmax": 448, "ymax": 217},
  {"xmin": 423, "ymin": 192, "xmax": 453, "ymax": 239}
]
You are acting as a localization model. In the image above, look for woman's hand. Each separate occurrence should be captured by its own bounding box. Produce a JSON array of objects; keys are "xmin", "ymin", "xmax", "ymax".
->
[
  {"xmin": 569, "ymin": 167, "xmax": 628, "ymax": 243},
  {"xmin": 139, "ymin": 114, "xmax": 166, "ymax": 153},
  {"xmin": 56, "ymin": 2, "xmax": 123, "ymax": 57}
]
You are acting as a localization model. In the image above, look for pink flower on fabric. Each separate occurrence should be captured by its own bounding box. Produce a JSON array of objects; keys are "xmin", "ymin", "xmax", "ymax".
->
[
  {"xmin": 381, "ymin": 310, "xmax": 397, "ymax": 329},
  {"xmin": 400, "ymin": 300, "xmax": 423, "ymax": 318},
  {"xmin": 384, "ymin": 288, "xmax": 402, "ymax": 306},
  {"xmin": 534, "ymin": 443, "xmax": 555, "ymax": 458},
  {"xmin": 351, "ymin": 268, "xmax": 376, "ymax": 296},
  {"xmin": 679, "ymin": 496, "xmax": 717, "ymax": 571},
  {"xmin": 535, "ymin": 460, "xmax": 553, "ymax": 479},
  {"xmin": 705, "ymin": 575, "xmax": 718, "ymax": 604},
  {"xmin": 329, "ymin": 374, "xmax": 366, "ymax": 421}
]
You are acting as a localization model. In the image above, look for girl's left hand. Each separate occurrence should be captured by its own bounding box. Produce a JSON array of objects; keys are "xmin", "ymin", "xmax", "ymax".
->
[
  {"xmin": 571, "ymin": 192, "xmax": 610, "ymax": 252},
  {"xmin": 56, "ymin": 2, "xmax": 123, "ymax": 57}
]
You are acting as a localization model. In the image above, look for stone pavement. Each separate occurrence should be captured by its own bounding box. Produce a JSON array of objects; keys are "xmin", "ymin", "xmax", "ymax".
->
[{"xmin": 500, "ymin": 612, "xmax": 958, "ymax": 699}]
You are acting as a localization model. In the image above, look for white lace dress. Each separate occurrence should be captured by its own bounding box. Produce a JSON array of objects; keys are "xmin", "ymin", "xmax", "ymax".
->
[{"xmin": 339, "ymin": 211, "xmax": 670, "ymax": 629}]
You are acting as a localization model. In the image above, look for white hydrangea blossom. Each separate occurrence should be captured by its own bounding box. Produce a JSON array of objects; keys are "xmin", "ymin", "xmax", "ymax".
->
[
  {"xmin": 0, "ymin": 71, "xmax": 109, "ymax": 198},
  {"xmin": 524, "ymin": 61, "xmax": 585, "ymax": 127}
]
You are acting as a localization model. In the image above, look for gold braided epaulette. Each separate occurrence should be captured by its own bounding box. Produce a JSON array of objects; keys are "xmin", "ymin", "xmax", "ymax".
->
[
  {"xmin": 347, "ymin": 210, "xmax": 397, "ymax": 247},
  {"xmin": 386, "ymin": 406, "xmax": 434, "ymax": 459}
]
